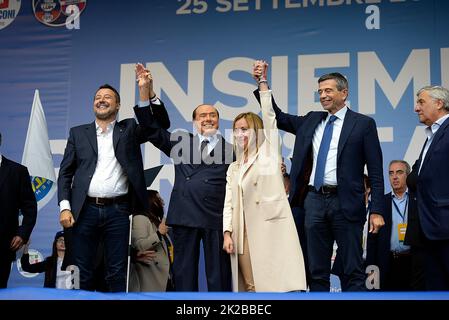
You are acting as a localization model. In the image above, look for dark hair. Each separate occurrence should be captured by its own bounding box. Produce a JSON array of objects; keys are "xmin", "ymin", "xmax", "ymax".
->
[
  {"xmin": 318, "ymin": 72, "xmax": 348, "ymax": 91},
  {"xmin": 192, "ymin": 104, "xmax": 220, "ymax": 120},
  {"xmin": 144, "ymin": 190, "xmax": 164, "ymax": 227},
  {"xmin": 95, "ymin": 84, "xmax": 120, "ymax": 104}
]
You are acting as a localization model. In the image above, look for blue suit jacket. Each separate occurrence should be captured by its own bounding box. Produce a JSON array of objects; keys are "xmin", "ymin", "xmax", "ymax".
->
[
  {"xmin": 145, "ymin": 101, "xmax": 234, "ymax": 230},
  {"xmin": 58, "ymin": 106, "xmax": 167, "ymax": 220},
  {"xmin": 412, "ymin": 116, "xmax": 449, "ymax": 240},
  {"xmin": 254, "ymin": 91, "xmax": 385, "ymax": 222}
]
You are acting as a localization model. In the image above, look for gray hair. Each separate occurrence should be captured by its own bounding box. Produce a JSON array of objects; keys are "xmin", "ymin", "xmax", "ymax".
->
[
  {"xmin": 389, "ymin": 160, "xmax": 411, "ymax": 175},
  {"xmin": 417, "ymin": 86, "xmax": 449, "ymax": 111},
  {"xmin": 318, "ymin": 72, "xmax": 348, "ymax": 91}
]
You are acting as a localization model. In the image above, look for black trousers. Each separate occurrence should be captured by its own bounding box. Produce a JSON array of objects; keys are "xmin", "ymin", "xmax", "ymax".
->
[{"xmin": 0, "ymin": 257, "xmax": 12, "ymax": 288}]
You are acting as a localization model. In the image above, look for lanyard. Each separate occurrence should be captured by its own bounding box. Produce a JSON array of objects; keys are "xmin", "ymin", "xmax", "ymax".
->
[{"xmin": 392, "ymin": 196, "xmax": 408, "ymax": 222}]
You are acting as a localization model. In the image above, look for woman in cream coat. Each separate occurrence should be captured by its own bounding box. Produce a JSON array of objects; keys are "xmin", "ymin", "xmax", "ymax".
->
[{"xmin": 222, "ymin": 61, "xmax": 307, "ymax": 292}]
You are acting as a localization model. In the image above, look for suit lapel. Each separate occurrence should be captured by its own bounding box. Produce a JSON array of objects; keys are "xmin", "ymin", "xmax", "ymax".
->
[
  {"xmin": 337, "ymin": 109, "xmax": 356, "ymax": 161},
  {"xmin": 0, "ymin": 157, "xmax": 10, "ymax": 189},
  {"xmin": 84, "ymin": 122, "xmax": 98, "ymax": 155},
  {"xmin": 419, "ymin": 117, "xmax": 449, "ymax": 173},
  {"xmin": 113, "ymin": 121, "xmax": 124, "ymax": 151}
]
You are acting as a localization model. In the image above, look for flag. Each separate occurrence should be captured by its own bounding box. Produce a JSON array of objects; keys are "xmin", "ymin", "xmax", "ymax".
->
[{"xmin": 21, "ymin": 89, "xmax": 57, "ymax": 210}]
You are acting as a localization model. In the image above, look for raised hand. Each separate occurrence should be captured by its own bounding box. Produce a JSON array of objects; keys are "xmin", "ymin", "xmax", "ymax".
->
[
  {"xmin": 252, "ymin": 60, "xmax": 268, "ymax": 82},
  {"xmin": 135, "ymin": 62, "xmax": 155, "ymax": 101}
]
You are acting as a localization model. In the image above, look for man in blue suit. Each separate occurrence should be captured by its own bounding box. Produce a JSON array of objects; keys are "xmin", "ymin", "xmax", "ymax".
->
[
  {"xmin": 253, "ymin": 68, "xmax": 385, "ymax": 291},
  {"xmin": 58, "ymin": 80, "xmax": 169, "ymax": 292},
  {"xmin": 410, "ymin": 85, "xmax": 449, "ymax": 290},
  {"xmin": 136, "ymin": 65, "xmax": 233, "ymax": 291}
]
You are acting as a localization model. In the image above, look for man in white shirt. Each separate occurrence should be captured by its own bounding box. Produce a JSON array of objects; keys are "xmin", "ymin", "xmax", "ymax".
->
[{"xmin": 58, "ymin": 79, "xmax": 169, "ymax": 292}]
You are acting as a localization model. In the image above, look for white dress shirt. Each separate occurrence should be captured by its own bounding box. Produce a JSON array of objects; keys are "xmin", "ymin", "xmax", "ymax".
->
[
  {"xmin": 59, "ymin": 121, "xmax": 128, "ymax": 212},
  {"xmin": 309, "ymin": 106, "xmax": 348, "ymax": 186},
  {"xmin": 419, "ymin": 113, "xmax": 449, "ymax": 174}
]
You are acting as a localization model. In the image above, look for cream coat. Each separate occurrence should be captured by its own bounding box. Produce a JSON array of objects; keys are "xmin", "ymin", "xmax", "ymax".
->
[
  {"xmin": 223, "ymin": 90, "xmax": 307, "ymax": 292},
  {"xmin": 129, "ymin": 214, "xmax": 171, "ymax": 292}
]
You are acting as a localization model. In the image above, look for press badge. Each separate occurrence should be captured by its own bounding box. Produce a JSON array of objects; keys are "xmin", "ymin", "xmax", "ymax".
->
[{"xmin": 398, "ymin": 223, "xmax": 407, "ymax": 242}]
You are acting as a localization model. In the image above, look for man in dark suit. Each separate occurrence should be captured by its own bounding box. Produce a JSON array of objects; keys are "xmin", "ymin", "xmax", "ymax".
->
[
  {"xmin": 410, "ymin": 85, "xmax": 449, "ymax": 290},
  {"xmin": 136, "ymin": 65, "xmax": 233, "ymax": 291},
  {"xmin": 366, "ymin": 160, "xmax": 425, "ymax": 290},
  {"xmin": 58, "ymin": 79, "xmax": 169, "ymax": 292},
  {"xmin": 0, "ymin": 132, "xmax": 37, "ymax": 288},
  {"xmin": 253, "ymin": 68, "xmax": 385, "ymax": 291}
]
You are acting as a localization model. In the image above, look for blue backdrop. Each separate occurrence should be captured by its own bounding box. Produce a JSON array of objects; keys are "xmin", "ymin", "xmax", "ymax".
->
[{"xmin": 1, "ymin": 0, "xmax": 448, "ymax": 290}]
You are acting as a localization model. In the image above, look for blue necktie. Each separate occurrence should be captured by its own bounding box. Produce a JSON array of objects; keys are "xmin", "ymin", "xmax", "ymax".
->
[{"xmin": 313, "ymin": 115, "xmax": 337, "ymax": 190}]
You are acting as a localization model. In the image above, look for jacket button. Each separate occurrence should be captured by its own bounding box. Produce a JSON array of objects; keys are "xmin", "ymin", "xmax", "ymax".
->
[
  {"xmin": 253, "ymin": 182, "xmax": 257, "ymax": 186},
  {"xmin": 186, "ymin": 177, "xmax": 190, "ymax": 181},
  {"xmin": 256, "ymin": 201, "xmax": 259, "ymax": 205},
  {"xmin": 155, "ymin": 262, "xmax": 158, "ymax": 265},
  {"xmin": 204, "ymin": 179, "xmax": 208, "ymax": 182}
]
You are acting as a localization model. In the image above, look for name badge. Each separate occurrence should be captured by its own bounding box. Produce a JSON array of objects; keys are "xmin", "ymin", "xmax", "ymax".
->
[{"xmin": 398, "ymin": 223, "xmax": 407, "ymax": 242}]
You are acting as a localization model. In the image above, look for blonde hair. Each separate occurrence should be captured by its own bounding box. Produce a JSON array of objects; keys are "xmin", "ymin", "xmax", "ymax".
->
[{"xmin": 232, "ymin": 112, "xmax": 265, "ymax": 158}]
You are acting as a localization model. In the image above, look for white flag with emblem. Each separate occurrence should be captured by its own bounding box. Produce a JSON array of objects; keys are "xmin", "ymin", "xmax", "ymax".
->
[{"xmin": 21, "ymin": 89, "xmax": 57, "ymax": 210}]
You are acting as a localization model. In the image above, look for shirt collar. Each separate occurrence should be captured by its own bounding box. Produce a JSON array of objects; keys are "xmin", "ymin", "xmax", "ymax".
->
[
  {"xmin": 0, "ymin": 153, "xmax": 2, "ymax": 166},
  {"xmin": 392, "ymin": 189, "xmax": 408, "ymax": 200},
  {"xmin": 327, "ymin": 105, "xmax": 348, "ymax": 122},
  {"xmin": 198, "ymin": 133, "xmax": 218, "ymax": 145},
  {"xmin": 425, "ymin": 113, "xmax": 449, "ymax": 139},
  {"xmin": 95, "ymin": 120, "xmax": 116, "ymax": 135}
]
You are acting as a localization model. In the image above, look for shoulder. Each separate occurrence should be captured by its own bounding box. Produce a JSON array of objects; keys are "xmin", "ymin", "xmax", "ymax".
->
[
  {"xmin": 132, "ymin": 214, "xmax": 150, "ymax": 223},
  {"xmin": 348, "ymin": 109, "xmax": 375, "ymax": 123},
  {"xmin": 2, "ymin": 157, "xmax": 28, "ymax": 172},
  {"xmin": 70, "ymin": 123, "xmax": 93, "ymax": 134}
]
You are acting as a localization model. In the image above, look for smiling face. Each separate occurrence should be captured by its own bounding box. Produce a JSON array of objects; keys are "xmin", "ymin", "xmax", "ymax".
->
[
  {"xmin": 233, "ymin": 117, "xmax": 252, "ymax": 150},
  {"xmin": 318, "ymin": 79, "xmax": 348, "ymax": 114},
  {"xmin": 93, "ymin": 88, "xmax": 120, "ymax": 122},
  {"xmin": 193, "ymin": 104, "xmax": 219, "ymax": 136}
]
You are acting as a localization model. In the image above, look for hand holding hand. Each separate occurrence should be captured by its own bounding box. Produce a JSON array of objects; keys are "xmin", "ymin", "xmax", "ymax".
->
[{"xmin": 135, "ymin": 63, "xmax": 155, "ymax": 101}]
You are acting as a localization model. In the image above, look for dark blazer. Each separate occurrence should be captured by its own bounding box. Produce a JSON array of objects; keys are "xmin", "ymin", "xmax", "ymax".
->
[
  {"xmin": 404, "ymin": 171, "xmax": 425, "ymax": 247},
  {"xmin": 58, "ymin": 106, "xmax": 169, "ymax": 219},
  {"xmin": 0, "ymin": 157, "xmax": 37, "ymax": 261},
  {"xmin": 365, "ymin": 193, "xmax": 394, "ymax": 289},
  {"xmin": 144, "ymin": 101, "xmax": 234, "ymax": 230},
  {"xmin": 254, "ymin": 91, "xmax": 385, "ymax": 222},
  {"xmin": 411, "ymin": 116, "xmax": 449, "ymax": 240},
  {"xmin": 366, "ymin": 191, "xmax": 423, "ymax": 290}
]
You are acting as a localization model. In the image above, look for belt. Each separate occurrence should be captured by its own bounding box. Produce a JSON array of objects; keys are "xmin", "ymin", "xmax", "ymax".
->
[
  {"xmin": 391, "ymin": 251, "xmax": 411, "ymax": 259},
  {"xmin": 86, "ymin": 195, "xmax": 128, "ymax": 206},
  {"xmin": 308, "ymin": 185, "xmax": 338, "ymax": 194}
]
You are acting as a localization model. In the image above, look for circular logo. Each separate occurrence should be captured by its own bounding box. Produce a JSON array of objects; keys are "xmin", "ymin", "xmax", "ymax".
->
[
  {"xmin": 33, "ymin": 0, "xmax": 86, "ymax": 27},
  {"xmin": 30, "ymin": 176, "xmax": 54, "ymax": 202},
  {"xmin": 0, "ymin": 0, "xmax": 21, "ymax": 31},
  {"xmin": 16, "ymin": 249, "xmax": 44, "ymax": 278}
]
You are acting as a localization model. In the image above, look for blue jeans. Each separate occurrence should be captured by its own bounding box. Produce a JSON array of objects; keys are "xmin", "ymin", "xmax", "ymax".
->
[{"xmin": 72, "ymin": 202, "xmax": 130, "ymax": 292}]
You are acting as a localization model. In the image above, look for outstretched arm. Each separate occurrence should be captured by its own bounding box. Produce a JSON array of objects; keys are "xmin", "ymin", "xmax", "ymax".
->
[{"xmin": 252, "ymin": 62, "xmax": 303, "ymax": 134}]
